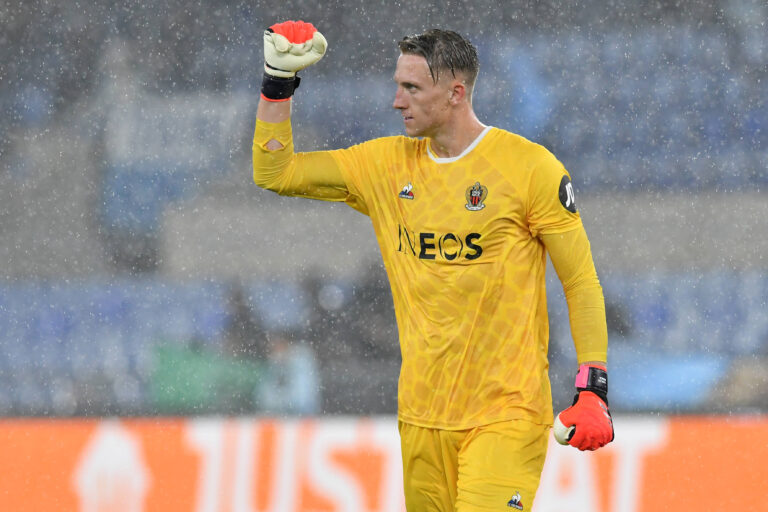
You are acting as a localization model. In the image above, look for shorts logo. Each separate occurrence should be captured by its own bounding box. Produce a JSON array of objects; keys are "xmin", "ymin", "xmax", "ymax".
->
[
  {"xmin": 507, "ymin": 491, "xmax": 524, "ymax": 510},
  {"xmin": 465, "ymin": 182, "xmax": 488, "ymax": 211},
  {"xmin": 398, "ymin": 182, "xmax": 414, "ymax": 200}
]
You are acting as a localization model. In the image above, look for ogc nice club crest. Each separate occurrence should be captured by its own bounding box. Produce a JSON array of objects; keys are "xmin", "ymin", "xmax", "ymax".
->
[{"xmin": 465, "ymin": 182, "xmax": 488, "ymax": 211}]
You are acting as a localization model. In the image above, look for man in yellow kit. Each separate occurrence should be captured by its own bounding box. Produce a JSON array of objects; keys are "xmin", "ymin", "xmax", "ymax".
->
[{"xmin": 252, "ymin": 21, "xmax": 614, "ymax": 511}]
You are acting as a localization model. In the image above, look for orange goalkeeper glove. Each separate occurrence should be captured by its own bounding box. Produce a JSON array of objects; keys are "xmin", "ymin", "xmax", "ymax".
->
[
  {"xmin": 554, "ymin": 364, "xmax": 614, "ymax": 451},
  {"xmin": 261, "ymin": 20, "xmax": 328, "ymax": 101}
]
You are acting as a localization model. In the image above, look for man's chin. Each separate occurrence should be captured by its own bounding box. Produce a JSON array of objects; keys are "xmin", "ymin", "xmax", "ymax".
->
[{"xmin": 403, "ymin": 125, "xmax": 420, "ymax": 137}]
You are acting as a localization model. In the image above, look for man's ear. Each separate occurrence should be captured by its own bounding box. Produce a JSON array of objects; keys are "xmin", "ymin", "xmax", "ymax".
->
[{"xmin": 448, "ymin": 81, "xmax": 467, "ymax": 105}]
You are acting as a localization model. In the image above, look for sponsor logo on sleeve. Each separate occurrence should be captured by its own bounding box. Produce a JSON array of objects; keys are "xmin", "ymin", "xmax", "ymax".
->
[{"xmin": 558, "ymin": 175, "xmax": 577, "ymax": 213}]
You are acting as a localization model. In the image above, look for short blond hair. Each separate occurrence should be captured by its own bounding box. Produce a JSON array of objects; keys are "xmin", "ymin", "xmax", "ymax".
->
[{"xmin": 398, "ymin": 29, "xmax": 479, "ymax": 89}]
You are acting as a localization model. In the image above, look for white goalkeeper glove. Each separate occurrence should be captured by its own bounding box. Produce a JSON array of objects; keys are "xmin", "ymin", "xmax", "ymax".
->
[{"xmin": 261, "ymin": 20, "xmax": 328, "ymax": 101}]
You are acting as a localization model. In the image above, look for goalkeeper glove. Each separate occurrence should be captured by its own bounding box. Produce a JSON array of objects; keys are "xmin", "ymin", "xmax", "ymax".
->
[
  {"xmin": 554, "ymin": 363, "xmax": 614, "ymax": 451},
  {"xmin": 261, "ymin": 20, "xmax": 328, "ymax": 102}
]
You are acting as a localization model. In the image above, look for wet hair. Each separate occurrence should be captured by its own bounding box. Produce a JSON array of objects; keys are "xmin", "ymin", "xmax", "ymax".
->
[{"xmin": 398, "ymin": 29, "xmax": 479, "ymax": 89}]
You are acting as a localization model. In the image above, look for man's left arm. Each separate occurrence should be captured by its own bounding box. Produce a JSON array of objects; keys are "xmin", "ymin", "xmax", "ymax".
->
[{"xmin": 541, "ymin": 227, "xmax": 614, "ymax": 451}]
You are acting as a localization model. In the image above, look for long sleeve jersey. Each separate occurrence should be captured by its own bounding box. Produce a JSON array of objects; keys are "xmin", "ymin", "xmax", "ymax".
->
[{"xmin": 253, "ymin": 119, "xmax": 607, "ymax": 429}]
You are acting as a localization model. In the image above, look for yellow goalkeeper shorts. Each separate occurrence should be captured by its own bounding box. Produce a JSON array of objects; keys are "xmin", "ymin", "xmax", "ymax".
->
[{"xmin": 398, "ymin": 418, "xmax": 549, "ymax": 511}]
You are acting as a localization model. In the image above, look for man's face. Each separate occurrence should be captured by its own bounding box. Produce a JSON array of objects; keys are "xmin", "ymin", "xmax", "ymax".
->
[{"xmin": 392, "ymin": 53, "xmax": 453, "ymax": 138}]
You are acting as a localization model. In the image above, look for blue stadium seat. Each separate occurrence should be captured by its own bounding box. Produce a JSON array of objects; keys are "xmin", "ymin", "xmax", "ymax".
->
[
  {"xmin": 0, "ymin": 268, "xmax": 764, "ymax": 414},
  {"xmin": 248, "ymin": 279, "xmax": 308, "ymax": 330},
  {"xmin": 610, "ymin": 343, "xmax": 728, "ymax": 410},
  {"xmin": 102, "ymin": 162, "xmax": 193, "ymax": 234}
]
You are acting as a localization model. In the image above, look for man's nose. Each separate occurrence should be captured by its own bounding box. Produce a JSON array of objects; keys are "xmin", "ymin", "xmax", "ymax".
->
[{"xmin": 393, "ymin": 89, "xmax": 405, "ymax": 110}]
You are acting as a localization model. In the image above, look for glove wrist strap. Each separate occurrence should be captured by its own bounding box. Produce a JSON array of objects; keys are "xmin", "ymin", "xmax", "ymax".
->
[
  {"xmin": 261, "ymin": 71, "xmax": 301, "ymax": 102},
  {"xmin": 574, "ymin": 363, "xmax": 608, "ymax": 404}
]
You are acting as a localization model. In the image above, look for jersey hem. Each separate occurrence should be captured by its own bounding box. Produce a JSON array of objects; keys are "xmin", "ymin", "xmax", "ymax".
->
[
  {"xmin": 577, "ymin": 352, "xmax": 609, "ymax": 365},
  {"xmin": 397, "ymin": 408, "xmax": 553, "ymax": 431}
]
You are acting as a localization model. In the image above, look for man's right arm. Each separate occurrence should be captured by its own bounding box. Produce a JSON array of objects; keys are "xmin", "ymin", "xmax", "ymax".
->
[
  {"xmin": 256, "ymin": 96, "xmax": 291, "ymax": 148},
  {"xmin": 253, "ymin": 94, "xmax": 350, "ymax": 201},
  {"xmin": 252, "ymin": 21, "xmax": 348, "ymax": 201}
]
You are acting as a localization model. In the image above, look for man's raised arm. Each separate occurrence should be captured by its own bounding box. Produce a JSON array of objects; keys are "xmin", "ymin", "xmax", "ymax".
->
[
  {"xmin": 252, "ymin": 21, "xmax": 347, "ymax": 200},
  {"xmin": 257, "ymin": 20, "xmax": 323, "ymax": 146}
]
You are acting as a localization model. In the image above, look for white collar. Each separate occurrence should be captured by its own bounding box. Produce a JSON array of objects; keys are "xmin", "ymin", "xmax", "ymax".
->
[{"xmin": 427, "ymin": 125, "xmax": 492, "ymax": 163}]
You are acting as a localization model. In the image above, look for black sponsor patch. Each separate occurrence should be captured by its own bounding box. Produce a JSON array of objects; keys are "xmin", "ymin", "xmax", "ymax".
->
[{"xmin": 558, "ymin": 175, "xmax": 577, "ymax": 213}]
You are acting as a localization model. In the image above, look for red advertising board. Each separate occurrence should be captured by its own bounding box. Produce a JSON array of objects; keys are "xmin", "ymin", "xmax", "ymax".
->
[{"xmin": 0, "ymin": 416, "xmax": 765, "ymax": 511}]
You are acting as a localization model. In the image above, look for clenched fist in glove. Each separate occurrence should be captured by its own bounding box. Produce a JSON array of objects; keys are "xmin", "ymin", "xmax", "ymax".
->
[
  {"xmin": 261, "ymin": 20, "xmax": 328, "ymax": 101},
  {"xmin": 553, "ymin": 363, "xmax": 614, "ymax": 451}
]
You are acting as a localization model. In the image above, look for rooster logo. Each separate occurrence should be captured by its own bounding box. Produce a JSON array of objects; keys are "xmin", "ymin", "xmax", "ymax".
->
[
  {"xmin": 507, "ymin": 491, "xmax": 523, "ymax": 510},
  {"xmin": 398, "ymin": 182, "xmax": 415, "ymax": 200}
]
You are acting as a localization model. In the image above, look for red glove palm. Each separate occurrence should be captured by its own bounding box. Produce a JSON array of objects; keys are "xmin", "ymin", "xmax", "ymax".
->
[
  {"xmin": 554, "ymin": 364, "xmax": 614, "ymax": 451},
  {"xmin": 557, "ymin": 390, "xmax": 614, "ymax": 451}
]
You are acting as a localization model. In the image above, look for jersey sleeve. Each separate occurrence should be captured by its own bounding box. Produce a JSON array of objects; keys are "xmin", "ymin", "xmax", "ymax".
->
[
  {"xmin": 253, "ymin": 118, "xmax": 357, "ymax": 203},
  {"xmin": 526, "ymin": 147, "xmax": 582, "ymax": 237},
  {"xmin": 252, "ymin": 118, "xmax": 390, "ymax": 216},
  {"xmin": 324, "ymin": 142, "xmax": 378, "ymax": 216},
  {"xmin": 541, "ymin": 227, "xmax": 608, "ymax": 364},
  {"xmin": 326, "ymin": 136, "xmax": 407, "ymax": 217}
]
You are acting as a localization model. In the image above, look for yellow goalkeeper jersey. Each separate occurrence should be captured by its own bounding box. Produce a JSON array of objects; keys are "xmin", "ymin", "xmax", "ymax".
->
[{"xmin": 254, "ymin": 121, "xmax": 585, "ymax": 429}]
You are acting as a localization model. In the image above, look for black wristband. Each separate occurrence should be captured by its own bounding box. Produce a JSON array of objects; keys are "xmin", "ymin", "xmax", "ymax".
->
[
  {"xmin": 261, "ymin": 72, "xmax": 301, "ymax": 101},
  {"xmin": 575, "ymin": 365, "xmax": 609, "ymax": 405}
]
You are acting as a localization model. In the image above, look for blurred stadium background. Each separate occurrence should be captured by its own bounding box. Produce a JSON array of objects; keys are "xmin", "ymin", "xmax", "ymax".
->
[
  {"xmin": 1, "ymin": 2, "xmax": 767, "ymax": 506},
  {"xmin": 3, "ymin": 0, "xmax": 766, "ymax": 419},
  {"xmin": 0, "ymin": 0, "xmax": 768, "ymax": 512}
]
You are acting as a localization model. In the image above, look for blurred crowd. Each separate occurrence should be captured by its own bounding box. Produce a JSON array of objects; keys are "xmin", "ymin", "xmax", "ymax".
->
[
  {"xmin": 2, "ymin": 0, "xmax": 765, "ymax": 187},
  {"xmin": 0, "ymin": 266, "xmax": 399, "ymax": 416},
  {"xmin": 1, "ymin": 0, "xmax": 767, "ymax": 416}
]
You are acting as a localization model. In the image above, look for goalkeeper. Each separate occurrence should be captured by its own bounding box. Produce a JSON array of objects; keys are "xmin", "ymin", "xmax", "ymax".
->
[{"xmin": 252, "ymin": 21, "xmax": 614, "ymax": 511}]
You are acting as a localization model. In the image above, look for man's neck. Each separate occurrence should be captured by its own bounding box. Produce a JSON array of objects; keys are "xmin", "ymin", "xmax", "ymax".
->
[{"xmin": 428, "ymin": 113, "xmax": 486, "ymax": 159}]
